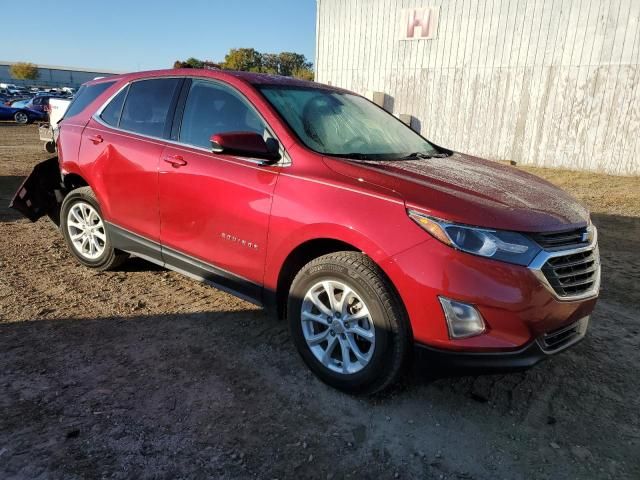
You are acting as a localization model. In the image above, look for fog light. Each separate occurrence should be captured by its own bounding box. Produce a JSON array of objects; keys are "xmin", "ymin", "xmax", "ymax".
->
[{"xmin": 438, "ymin": 297, "xmax": 486, "ymax": 339}]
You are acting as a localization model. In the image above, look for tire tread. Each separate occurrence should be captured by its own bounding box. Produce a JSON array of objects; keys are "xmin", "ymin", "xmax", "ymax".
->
[{"xmin": 290, "ymin": 251, "xmax": 411, "ymax": 394}]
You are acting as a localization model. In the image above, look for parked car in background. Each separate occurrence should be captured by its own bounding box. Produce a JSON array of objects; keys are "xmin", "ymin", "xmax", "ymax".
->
[
  {"xmin": 39, "ymin": 96, "xmax": 72, "ymax": 152},
  {"xmin": 10, "ymin": 70, "xmax": 600, "ymax": 394},
  {"xmin": 7, "ymin": 98, "xmax": 31, "ymax": 108},
  {"xmin": 8, "ymin": 86, "xmax": 27, "ymax": 95},
  {"xmin": 26, "ymin": 95, "xmax": 64, "ymax": 113},
  {"xmin": 1, "ymin": 87, "xmax": 32, "ymax": 98},
  {"xmin": 26, "ymin": 95, "xmax": 48, "ymax": 112},
  {"xmin": 0, "ymin": 103, "xmax": 47, "ymax": 124}
]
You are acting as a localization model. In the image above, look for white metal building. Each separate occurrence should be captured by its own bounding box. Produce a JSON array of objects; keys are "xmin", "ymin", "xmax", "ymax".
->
[
  {"xmin": 315, "ymin": 0, "xmax": 640, "ymax": 175},
  {"xmin": 0, "ymin": 61, "xmax": 120, "ymax": 89}
]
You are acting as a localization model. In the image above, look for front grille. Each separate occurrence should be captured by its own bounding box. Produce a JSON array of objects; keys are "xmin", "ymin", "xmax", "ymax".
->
[
  {"xmin": 532, "ymin": 227, "xmax": 588, "ymax": 250},
  {"xmin": 541, "ymin": 248, "xmax": 599, "ymax": 297},
  {"xmin": 539, "ymin": 317, "xmax": 589, "ymax": 353}
]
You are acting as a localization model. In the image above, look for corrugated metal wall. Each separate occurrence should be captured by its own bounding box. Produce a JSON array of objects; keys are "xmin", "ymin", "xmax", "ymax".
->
[
  {"xmin": 0, "ymin": 64, "xmax": 116, "ymax": 89},
  {"xmin": 315, "ymin": 0, "xmax": 640, "ymax": 175}
]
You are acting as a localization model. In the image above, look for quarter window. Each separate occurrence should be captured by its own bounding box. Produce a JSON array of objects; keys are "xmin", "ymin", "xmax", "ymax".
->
[
  {"xmin": 179, "ymin": 79, "xmax": 267, "ymax": 149},
  {"xmin": 100, "ymin": 86, "xmax": 128, "ymax": 127},
  {"xmin": 119, "ymin": 78, "xmax": 181, "ymax": 138}
]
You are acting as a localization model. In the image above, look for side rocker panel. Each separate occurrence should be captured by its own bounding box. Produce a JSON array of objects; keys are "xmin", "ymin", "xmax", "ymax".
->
[{"xmin": 107, "ymin": 222, "xmax": 264, "ymax": 306}]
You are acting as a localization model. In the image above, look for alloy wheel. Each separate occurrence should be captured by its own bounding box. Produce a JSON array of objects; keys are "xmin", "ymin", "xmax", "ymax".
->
[
  {"xmin": 66, "ymin": 202, "xmax": 107, "ymax": 260},
  {"xmin": 301, "ymin": 280, "xmax": 376, "ymax": 374}
]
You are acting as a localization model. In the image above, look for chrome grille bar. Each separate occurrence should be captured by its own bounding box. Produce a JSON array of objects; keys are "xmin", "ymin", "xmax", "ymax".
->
[{"xmin": 529, "ymin": 227, "xmax": 600, "ymax": 302}]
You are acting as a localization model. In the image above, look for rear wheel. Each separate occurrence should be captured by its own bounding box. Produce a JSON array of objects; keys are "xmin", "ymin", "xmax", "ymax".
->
[
  {"xmin": 288, "ymin": 252, "xmax": 410, "ymax": 394},
  {"xmin": 14, "ymin": 111, "xmax": 29, "ymax": 124},
  {"xmin": 60, "ymin": 187, "xmax": 128, "ymax": 270}
]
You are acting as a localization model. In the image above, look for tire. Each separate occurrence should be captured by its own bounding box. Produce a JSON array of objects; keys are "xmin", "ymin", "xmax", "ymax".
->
[
  {"xmin": 59, "ymin": 187, "xmax": 128, "ymax": 271},
  {"xmin": 288, "ymin": 252, "xmax": 411, "ymax": 394},
  {"xmin": 14, "ymin": 111, "xmax": 29, "ymax": 125}
]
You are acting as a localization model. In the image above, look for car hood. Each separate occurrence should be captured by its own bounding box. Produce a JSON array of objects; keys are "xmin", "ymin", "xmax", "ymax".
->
[{"xmin": 322, "ymin": 153, "xmax": 590, "ymax": 232}]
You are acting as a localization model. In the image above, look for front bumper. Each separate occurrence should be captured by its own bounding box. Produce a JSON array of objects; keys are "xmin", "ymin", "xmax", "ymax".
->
[
  {"xmin": 414, "ymin": 316, "xmax": 589, "ymax": 372},
  {"xmin": 380, "ymin": 236, "xmax": 599, "ymax": 351}
]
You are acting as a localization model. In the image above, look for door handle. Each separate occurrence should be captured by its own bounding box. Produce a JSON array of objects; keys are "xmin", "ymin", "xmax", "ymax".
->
[
  {"xmin": 88, "ymin": 134, "xmax": 103, "ymax": 144},
  {"xmin": 163, "ymin": 155, "xmax": 187, "ymax": 168}
]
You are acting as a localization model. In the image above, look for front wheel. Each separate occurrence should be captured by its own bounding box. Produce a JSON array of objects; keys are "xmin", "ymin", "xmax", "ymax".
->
[
  {"xmin": 288, "ymin": 252, "xmax": 411, "ymax": 394},
  {"xmin": 60, "ymin": 187, "xmax": 128, "ymax": 270},
  {"xmin": 14, "ymin": 111, "xmax": 29, "ymax": 124}
]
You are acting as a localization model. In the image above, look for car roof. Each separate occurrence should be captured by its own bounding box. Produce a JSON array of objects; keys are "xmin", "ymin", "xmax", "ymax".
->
[{"xmin": 86, "ymin": 68, "xmax": 345, "ymax": 93}]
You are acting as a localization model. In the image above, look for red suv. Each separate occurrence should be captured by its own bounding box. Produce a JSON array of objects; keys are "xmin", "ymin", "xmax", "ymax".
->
[{"xmin": 12, "ymin": 70, "xmax": 600, "ymax": 394}]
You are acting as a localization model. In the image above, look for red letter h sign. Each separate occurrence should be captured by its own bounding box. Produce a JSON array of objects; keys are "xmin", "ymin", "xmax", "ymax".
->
[{"xmin": 406, "ymin": 8, "xmax": 432, "ymax": 38}]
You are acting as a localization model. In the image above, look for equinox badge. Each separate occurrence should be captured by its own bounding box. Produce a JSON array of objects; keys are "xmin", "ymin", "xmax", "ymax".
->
[{"xmin": 221, "ymin": 232, "xmax": 258, "ymax": 250}]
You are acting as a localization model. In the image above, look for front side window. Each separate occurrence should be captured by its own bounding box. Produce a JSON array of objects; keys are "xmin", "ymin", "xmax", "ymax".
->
[
  {"xmin": 64, "ymin": 81, "xmax": 115, "ymax": 119},
  {"xmin": 259, "ymin": 86, "xmax": 439, "ymax": 160},
  {"xmin": 119, "ymin": 78, "xmax": 181, "ymax": 138},
  {"xmin": 179, "ymin": 79, "xmax": 267, "ymax": 149}
]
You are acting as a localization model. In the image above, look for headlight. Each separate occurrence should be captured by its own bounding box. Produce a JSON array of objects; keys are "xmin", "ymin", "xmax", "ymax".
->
[{"xmin": 408, "ymin": 210, "xmax": 541, "ymax": 266}]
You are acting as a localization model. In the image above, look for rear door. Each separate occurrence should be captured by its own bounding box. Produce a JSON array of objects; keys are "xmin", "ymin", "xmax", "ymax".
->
[
  {"xmin": 79, "ymin": 78, "xmax": 182, "ymax": 246},
  {"xmin": 158, "ymin": 78, "xmax": 280, "ymax": 298}
]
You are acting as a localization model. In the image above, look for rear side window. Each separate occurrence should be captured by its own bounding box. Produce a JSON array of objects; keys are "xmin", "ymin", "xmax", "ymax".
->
[
  {"xmin": 64, "ymin": 81, "xmax": 115, "ymax": 119},
  {"xmin": 100, "ymin": 86, "xmax": 128, "ymax": 127},
  {"xmin": 119, "ymin": 78, "xmax": 181, "ymax": 138}
]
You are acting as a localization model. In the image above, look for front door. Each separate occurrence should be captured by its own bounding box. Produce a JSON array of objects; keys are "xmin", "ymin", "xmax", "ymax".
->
[{"xmin": 158, "ymin": 79, "xmax": 280, "ymax": 299}]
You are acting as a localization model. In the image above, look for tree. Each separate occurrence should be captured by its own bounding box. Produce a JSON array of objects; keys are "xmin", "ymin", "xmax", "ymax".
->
[
  {"xmin": 9, "ymin": 62, "xmax": 39, "ymax": 80},
  {"xmin": 221, "ymin": 48, "xmax": 262, "ymax": 72},
  {"xmin": 260, "ymin": 53, "xmax": 280, "ymax": 75},
  {"xmin": 173, "ymin": 57, "xmax": 205, "ymax": 69},
  {"xmin": 173, "ymin": 58, "xmax": 220, "ymax": 69},
  {"xmin": 174, "ymin": 49, "xmax": 314, "ymax": 80},
  {"xmin": 277, "ymin": 52, "xmax": 311, "ymax": 76},
  {"xmin": 185, "ymin": 57, "xmax": 205, "ymax": 68},
  {"xmin": 292, "ymin": 66, "xmax": 314, "ymax": 81}
]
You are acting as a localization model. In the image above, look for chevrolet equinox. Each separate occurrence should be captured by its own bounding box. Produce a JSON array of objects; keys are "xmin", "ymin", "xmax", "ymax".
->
[{"xmin": 11, "ymin": 70, "xmax": 601, "ymax": 394}]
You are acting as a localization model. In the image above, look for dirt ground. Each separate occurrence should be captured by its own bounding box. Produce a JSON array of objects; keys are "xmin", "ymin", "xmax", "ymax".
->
[{"xmin": 1, "ymin": 123, "xmax": 639, "ymax": 480}]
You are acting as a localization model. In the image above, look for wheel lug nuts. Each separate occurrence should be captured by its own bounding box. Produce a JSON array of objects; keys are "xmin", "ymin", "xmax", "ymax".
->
[
  {"xmin": 344, "ymin": 322, "xmax": 350, "ymax": 328},
  {"xmin": 341, "ymin": 334, "xmax": 346, "ymax": 339},
  {"xmin": 327, "ymin": 317, "xmax": 333, "ymax": 323},
  {"xmin": 330, "ymin": 330, "xmax": 335, "ymax": 336}
]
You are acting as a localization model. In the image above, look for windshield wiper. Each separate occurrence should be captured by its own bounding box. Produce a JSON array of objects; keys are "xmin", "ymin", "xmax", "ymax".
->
[
  {"xmin": 335, "ymin": 152, "xmax": 373, "ymax": 160},
  {"xmin": 399, "ymin": 152, "xmax": 451, "ymax": 160},
  {"xmin": 334, "ymin": 151, "xmax": 451, "ymax": 161}
]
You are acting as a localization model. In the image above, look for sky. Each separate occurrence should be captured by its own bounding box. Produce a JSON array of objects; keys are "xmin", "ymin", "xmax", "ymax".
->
[{"xmin": 1, "ymin": 0, "xmax": 317, "ymax": 73}]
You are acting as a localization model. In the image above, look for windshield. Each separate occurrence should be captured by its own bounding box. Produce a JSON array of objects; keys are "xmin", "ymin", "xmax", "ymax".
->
[{"xmin": 258, "ymin": 85, "xmax": 441, "ymax": 160}]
